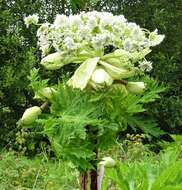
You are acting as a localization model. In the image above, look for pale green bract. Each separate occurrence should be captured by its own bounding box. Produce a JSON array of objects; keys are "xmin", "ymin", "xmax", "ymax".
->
[
  {"xmin": 100, "ymin": 157, "xmax": 116, "ymax": 168},
  {"xmin": 126, "ymin": 82, "xmax": 146, "ymax": 94},
  {"xmin": 20, "ymin": 106, "xmax": 42, "ymax": 125},
  {"xmin": 91, "ymin": 67, "xmax": 113, "ymax": 86},
  {"xmin": 40, "ymin": 52, "xmax": 82, "ymax": 70},
  {"xmin": 67, "ymin": 57, "xmax": 100, "ymax": 90},
  {"xmin": 25, "ymin": 11, "xmax": 165, "ymax": 91},
  {"xmin": 34, "ymin": 87, "xmax": 57, "ymax": 100},
  {"xmin": 99, "ymin": 60, "xmax": 135, "ymax": 79}
]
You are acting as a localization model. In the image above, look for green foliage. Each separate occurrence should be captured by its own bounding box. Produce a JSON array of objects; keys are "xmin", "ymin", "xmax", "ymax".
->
[
  {"xmin": 37, "ymin": 84, "xmax": 105, "ymax": 171},
  {"xmin": 0, "ymin": 0, "xmax": 38, "ymax": 148},
  {"xmin": 98, "ymin": 77, "xmax": 165, "ymax": 137},
  {"xmin": 28, "ymin": 71, "xmax": 165, "ymax": 171},
  {"xmin": 101, "ymin": 145, "xmax": 182, "ymax": 190},
  {"xmin": 0, "ymin": 0, "xmax": 75, "ymax": 149},
  {"xmin": 28, "ymin": 68, "xmax": 49, "ymax": 92},
  {"xmin": 0, "ymin": 152, "xmax": 79, "ymax": 190},
  {"xmin": 159, "ymin": 134, "xmax": 182, "ymax": 159}
]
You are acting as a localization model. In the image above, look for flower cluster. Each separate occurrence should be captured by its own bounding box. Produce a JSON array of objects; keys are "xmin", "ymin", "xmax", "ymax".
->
[
  {"xmin": 24, "ymin": 14, "xmax": 39, "ymax": 28},
  {"xmin": 21, "ymin": 11, "xmax": 165, "ymax": 127},
  {"xmin": 24, "ymin": 11, "xmax": 164, "ymax": 91},
  {"xmin": 36, "ymin": 11, "xmax": 164, "ymax": 56}
]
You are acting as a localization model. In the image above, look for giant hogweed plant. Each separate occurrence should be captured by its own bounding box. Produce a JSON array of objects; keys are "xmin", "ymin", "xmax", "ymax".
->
[{"xmin": 20, "ymin": 12, "xmax": 165, "ymax": 189}]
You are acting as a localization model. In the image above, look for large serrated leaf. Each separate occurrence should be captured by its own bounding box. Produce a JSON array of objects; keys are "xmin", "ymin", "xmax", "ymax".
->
[{"xmin": 151, "ymin": 160, "xmax": 182, "ymax": 190}]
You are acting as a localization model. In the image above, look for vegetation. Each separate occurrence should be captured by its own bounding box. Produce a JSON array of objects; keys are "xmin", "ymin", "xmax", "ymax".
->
[
  {"xmin": 0, "ymin": 0, "xmax": 181, "ymax": 190},
  {"xmin": 102, "ymin": 135, "xmax": 182, "ymax": 190},
  {"xmin": 0, "ymin": 152, "xmax": 79, "ymax": 190},
  {"xmin": 0, "ymin": 135, "xmax": 181, "ymax": 189}
]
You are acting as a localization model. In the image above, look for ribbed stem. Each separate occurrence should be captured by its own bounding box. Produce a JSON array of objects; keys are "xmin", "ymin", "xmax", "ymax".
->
[{"xmin": 81, "ymin": 172, "xmax": 88, "ymax": 190}]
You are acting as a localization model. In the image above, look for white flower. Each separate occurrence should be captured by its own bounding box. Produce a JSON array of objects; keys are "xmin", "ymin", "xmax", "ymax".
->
[
  {"xmin": 91, "ymin": 34, "xmax": 107, "ymax": 50},
  {"xmin": 24, "ymin": 14, "xmax": 39, "ymax": 28},
  {"xmin": 126, "ymin": 82, "xmax": 145, "ymax": 94},
  {"xmin": 63, "ymin": 37, "xmax": 75, "ymax": 50},
  {"xmin": 139, "ymin": 61, "xmax": 153, "ymax": 72},
  {"xmin": 91, "ymin": 67, "xmax": 113, "ymax": 86},
  {"xmin": 87, "ymin": 15, "xmax": 98, "ymax": 30},
  {"xmin": 37, "ymin": 23, "xmax": 50, "ymax": 36},
  {"xmin": 123, "ymin": 39, "xmax": 134, "ymax": 51},
  {"xmin": 37, "ymin": 35, "xmax": 51, "ymax": 57},
  {"xmin": 78, "ymin": 26, "xmax": 92, "ymax": 40},
  {"xmin": 131, "ymin": 26, "xmax": 145, "ymax": 41},
  {"xmin": 115, "ymin": 15, "xmax": 127, "ymax": 23},
  {"xmin": 140, "ymin": 39, "xmax": 150, "ymax": 48},
  {"xmin": 34, "ymin": 11, "xmax": 164, "ymax": 62},
  {"xmin": 149, "ymin": 29, "xmax": 165, "ymax": 46},
  {"xmin": 127, "ymin": 22, "xmax": 138, "ymax": 30},
  {"xmin": 69, "ymin": 15, "xmax": 82, "ymax": 26},
  {"xmin": 54, "ymin": 14, "xmax": 68, "ymax": 28},
  {"xmin": 99, "ymin": 15, "xmax": 114, "ymax": 28}
]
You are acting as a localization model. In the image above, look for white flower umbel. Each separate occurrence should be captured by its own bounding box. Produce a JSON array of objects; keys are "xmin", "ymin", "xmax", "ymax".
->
[
  {"xmin": 63, "ymin": 37, "xmax": 75, "ymax": 50},
  {"xmin": 35, "ymin": 11, "xmax": 164, "ymax": 57},
  {"xmin": 24, "ymin": 14, "xmax": 39, "ymax": 28},
  {"xmin": 149, "ymin": 29, "xmax": 165, "ymax": 46},
  {"xmin": 53, "ymin": 14, "xmax": 68, "ymax": 28}
]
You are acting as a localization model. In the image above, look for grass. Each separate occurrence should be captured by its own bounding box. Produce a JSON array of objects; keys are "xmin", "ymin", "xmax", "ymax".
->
[
  {"xmin": 0, "ymin": 152, "xmax": 79, "ymax": 190},
  {"xmin": 0, "ymin": 134, "xmax": 181, "ymax": 190}
]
